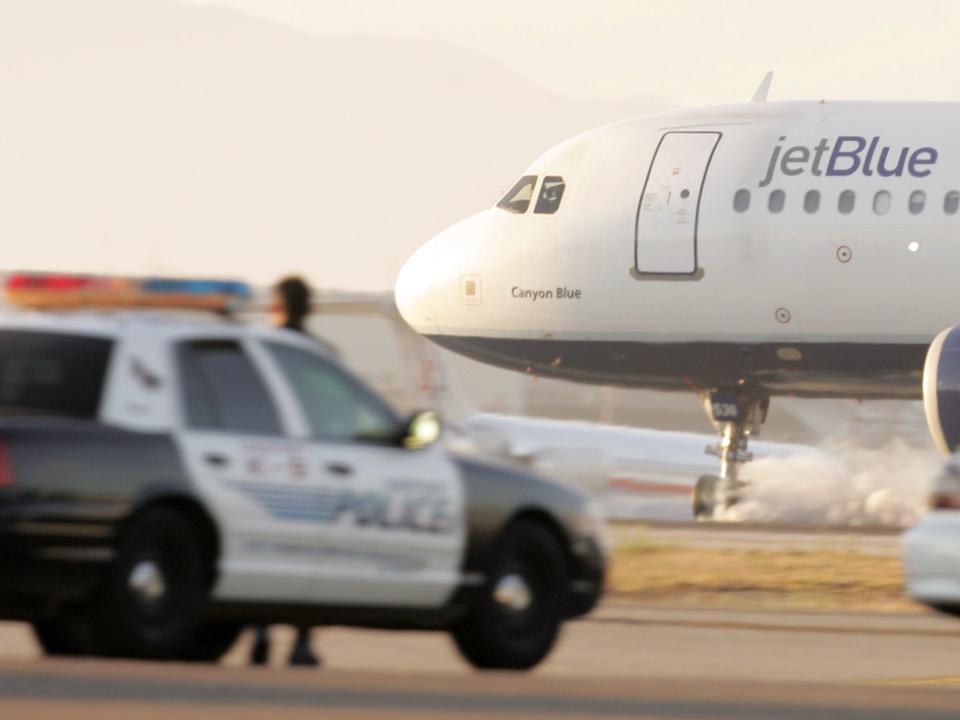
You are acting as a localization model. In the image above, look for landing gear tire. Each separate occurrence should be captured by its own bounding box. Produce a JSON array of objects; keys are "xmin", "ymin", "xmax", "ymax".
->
[
  {"xmin": 693, "ymin": 474, "xmax": 721, "ymax": 520},
  {"xmin": 81, "ymin": 508, "xmax": 208, "ymax": 660},
  {"xmin": 180, "ymin": 623, "xmax": 242, "ymax": 663},
  {"xmin": 696, "ymin": 388, "xmax": 770, "ymax": 519},
  {"xmin": 452, "ymin": 520, "xmax": 568, "ymax": 671}
]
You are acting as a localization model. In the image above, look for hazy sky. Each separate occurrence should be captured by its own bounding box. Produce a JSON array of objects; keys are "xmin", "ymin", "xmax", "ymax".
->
[
  {"xmin": 182, "ymin": 0, "xmax": 960, "ymax": 104},
  {"xmin": 6, "ymin": 0, "xmax": 960, "ymax": 291},
  {"xmin": 2, "ymin": 1, "xmax": 669, "ymax": 289}
]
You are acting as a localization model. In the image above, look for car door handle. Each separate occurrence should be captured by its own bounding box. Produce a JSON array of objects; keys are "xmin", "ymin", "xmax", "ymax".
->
[
  {"xmin": 203, "ymin": 453, "xmax": 230, "ymax": 468},
  {"xmin": 325, "ymin": 462, "xmax": 354, "ymax": 477}
]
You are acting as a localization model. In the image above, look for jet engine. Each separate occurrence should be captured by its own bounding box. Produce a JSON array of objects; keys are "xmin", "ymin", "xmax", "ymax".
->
[{"xmin": 924, "ymin": 326, "xmax": 960, "ymax": 454}]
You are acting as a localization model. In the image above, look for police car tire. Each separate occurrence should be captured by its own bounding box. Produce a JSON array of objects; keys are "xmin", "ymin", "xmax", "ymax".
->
[
  {"xmin": 452, "ymin": 519, "xmax": 568, "ymax": 671},
  {"xmin": 84, "ymin": 508, "xmax": 208, "ymax": 659},
  {"xmin": 180, "ymin": 623, "xmax": 243, "ymax": 663}
]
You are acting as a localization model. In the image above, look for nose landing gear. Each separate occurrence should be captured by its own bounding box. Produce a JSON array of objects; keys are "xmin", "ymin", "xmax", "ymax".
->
[{"xmin": 693, "ymin": 388, "xmax": 769, "ymax": 520}]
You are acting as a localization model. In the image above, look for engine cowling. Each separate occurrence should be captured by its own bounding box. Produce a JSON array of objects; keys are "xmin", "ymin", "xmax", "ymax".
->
[{"xmin": 923, "ymin": 326, "xmax": 960, "ymax": 454}]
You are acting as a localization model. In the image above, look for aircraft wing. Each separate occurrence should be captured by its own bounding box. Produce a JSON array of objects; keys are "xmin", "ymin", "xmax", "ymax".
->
[{"xmin": 451, "ymin": 413, "xmax": 830, "ymax": 521}]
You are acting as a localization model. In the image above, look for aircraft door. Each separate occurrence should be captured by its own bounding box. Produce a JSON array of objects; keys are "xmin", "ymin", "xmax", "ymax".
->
[{"xmin": 634, "ymin": 131, "xmax": 721, "ymax": 276}]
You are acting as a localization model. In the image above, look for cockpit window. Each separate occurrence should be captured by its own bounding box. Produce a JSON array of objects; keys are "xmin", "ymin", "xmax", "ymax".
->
[
  {"xmin": 496, "ymin": 175, "xmax": 538, "ymax": 214},
  {"xmin": 534, "ymin": 176, "xmax": 566, "ymax": 214}
]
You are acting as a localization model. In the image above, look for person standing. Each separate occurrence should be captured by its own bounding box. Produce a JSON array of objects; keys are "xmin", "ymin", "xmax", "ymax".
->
[
  {"xmin": 273, "ymin": 276, "xmax": 312, "ymax": 334},
  {"xmin": 251, "ymin": 276, "xmax": 321, "ymax": 668}
]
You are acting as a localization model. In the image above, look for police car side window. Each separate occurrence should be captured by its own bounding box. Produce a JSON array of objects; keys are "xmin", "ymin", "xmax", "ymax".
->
[
  {"xmin": 265, "ymin": 342, "xmax": 401, "ymax": 444},
  {"xmin": 177, "ymin": 340, "xmax": 283, "ymax": 435}
]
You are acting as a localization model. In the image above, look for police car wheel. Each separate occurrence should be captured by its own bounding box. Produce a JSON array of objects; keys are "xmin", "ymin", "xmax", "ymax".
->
[
  {"xmin": 85, "ymin": 508, "xmax": 208, "ymax": 659},
  {"xmin": 452, "ymin": 519, "xmax": 568, "ymax": 671},
  {"xmin": 180, "ymin": 623, "xmax": 242, "ymax": 663}
]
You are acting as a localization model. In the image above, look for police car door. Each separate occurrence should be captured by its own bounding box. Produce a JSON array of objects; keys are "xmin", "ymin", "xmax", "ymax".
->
[
  {"xmin": 259, "ymin": 339, "xmax": 464, "ymax": 608},
  {"xmin": 173, "ymin": 337, "xmax": 318, "ymax": 603}
]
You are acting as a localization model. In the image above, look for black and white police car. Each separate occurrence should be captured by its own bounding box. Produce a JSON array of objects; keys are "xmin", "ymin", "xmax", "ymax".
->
[{"xmin": 0, "ymin": 273, "xmax": 605, "ymax": 670}]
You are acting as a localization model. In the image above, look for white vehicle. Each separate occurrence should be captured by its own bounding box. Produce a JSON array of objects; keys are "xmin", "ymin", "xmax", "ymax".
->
[
  {"xmin": 0, "ymin": 273, "xmax": 605, "ymax": 670},
  {"xmin": 903, "ymin": 458, "xmax": 960, "ymax": 611},
  {"xmin": 396, "ymin": 76, "xmax": 960, "ymax": 515}
]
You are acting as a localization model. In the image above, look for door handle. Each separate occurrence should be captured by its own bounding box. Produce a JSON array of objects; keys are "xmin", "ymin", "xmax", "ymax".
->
[
  {"xmin": 325, "ymin": 462, "xmax": 354, "ymax": 477},
  {"xmin": 203, "ymin": 453, "xmax": 230, "ymax": 468}
]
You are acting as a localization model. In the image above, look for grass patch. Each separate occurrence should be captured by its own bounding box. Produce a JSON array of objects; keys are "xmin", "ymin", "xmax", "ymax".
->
[{"xmin": 610, "ymin": 540, "xmax": 914, "ymax": 611}]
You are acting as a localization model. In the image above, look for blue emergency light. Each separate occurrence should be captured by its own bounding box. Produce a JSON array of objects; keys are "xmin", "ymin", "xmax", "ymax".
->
[{"xmin": 6, "ymin": 272, "xmax": 253, "ymax": 312}]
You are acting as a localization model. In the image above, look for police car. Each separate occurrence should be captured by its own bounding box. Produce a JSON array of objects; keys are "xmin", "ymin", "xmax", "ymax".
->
[{"xmin": 0, "ymin": 273, "xmax": 605, "ymax": 670}]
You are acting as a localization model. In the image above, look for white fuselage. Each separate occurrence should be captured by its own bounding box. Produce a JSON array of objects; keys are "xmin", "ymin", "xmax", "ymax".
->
[{"xmin": 396, "ymin": 101, "xmax": 960, "ymax": 399}]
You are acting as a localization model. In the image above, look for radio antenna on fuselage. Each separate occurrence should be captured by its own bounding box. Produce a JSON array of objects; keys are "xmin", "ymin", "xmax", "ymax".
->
[{"xmin": 751, "ymin": 71, "xmax": 774, "ymax": 102}]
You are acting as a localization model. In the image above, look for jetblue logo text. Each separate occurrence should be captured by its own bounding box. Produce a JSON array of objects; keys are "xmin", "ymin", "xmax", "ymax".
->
[{"xmin": 759, "ymin": 136, "xmax": 938, "ymax": 187}]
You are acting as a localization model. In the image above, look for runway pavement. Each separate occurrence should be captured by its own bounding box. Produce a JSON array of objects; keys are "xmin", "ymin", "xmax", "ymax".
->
[
  {"xmin": 4, "ymin": 601, "xmax": 960, "ymax": 718},
  {"xmin": 1, "ymin": 663, "xmax": 959, "ymax": 720}
]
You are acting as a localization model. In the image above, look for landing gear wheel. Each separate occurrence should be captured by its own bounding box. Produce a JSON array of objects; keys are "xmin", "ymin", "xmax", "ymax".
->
[
  {"xmin": 696, "ymin": 388, "xmax": 770, "ymax": 518},
  {"xmin": 31, "ymin": 619, "xmax": 90, "ymax": 657},
  {"xmin": 180, "ymin": 623, "xmax": 242, "ymax": 663},
  {"xmin": 693, "ymin": 474, "xmax": 720, "ymax": 520},
  {"xmin": 452, "ymin": 520, "xmax": 568, "ymax": 671},
  {"xmin": 82, "ymin": 508, "xmax": 208, "ymax": 659}
]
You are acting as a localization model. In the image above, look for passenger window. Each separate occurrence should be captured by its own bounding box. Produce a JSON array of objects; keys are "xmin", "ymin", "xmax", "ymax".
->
[
  {"xmin": 873, "ymin": 191, "xmax": 891, "ymax": 215},
  {"xmin": 909, "ymin": 190, "xmax": 926, "ymax": 215},
  {"xmin": 768, "ymin": 190, "xmax": 785, "ymax": 213},
  {"xmin": 266, "ymin": 342, "xmax": 402, "ymax": 444},
  {"xmin": 0, "ymin": 332, "xmax": 113, "ymax": 419},
  {"xmin": 496, "ymin": 175, "xmax": 538, "ymax": 214},
  {"xmin": 733, "ymin": 189, "xmax": 750, "ymax": 212},
  {"xmin": 534, "ymin": 176, "xmax": 565, "ymax": 214},
  {"xmin": 946, "ymin": 191, "xmax": 960, "ymax": 215},
  {"xmin": 177, "ymin": 340, "xmax": 282, "ymax": 435},
  {"xmin": 838, "ymin": 190, "xmax": 855, "ymax": 214},
  {"xmin": 803, "ymin": 190, "xmax": 820, "ymax": 214}
]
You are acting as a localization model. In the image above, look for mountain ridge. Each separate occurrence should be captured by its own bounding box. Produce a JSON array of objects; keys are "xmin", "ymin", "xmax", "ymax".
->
[{"xmin": 0, "ymin": 0, "xmax": 670, "ymax": 289}]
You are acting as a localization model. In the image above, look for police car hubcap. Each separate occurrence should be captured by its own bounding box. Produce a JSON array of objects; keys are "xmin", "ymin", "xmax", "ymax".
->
[
  {"xmin": 494, "ymin": 574, "xmax": 532, "ymax": 613},
  {"xmin": 129, "ymin": 560, "xmax": 167, "ymax": 602}
]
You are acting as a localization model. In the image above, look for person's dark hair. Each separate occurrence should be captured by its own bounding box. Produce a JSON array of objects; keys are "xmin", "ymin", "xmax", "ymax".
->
[{"xmin": 276, "ymin": 276, "xmax": 312, "ymax": 332}]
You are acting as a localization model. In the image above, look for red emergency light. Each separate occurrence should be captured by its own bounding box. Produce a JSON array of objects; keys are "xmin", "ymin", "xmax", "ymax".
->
[{"xmin": 5, "ymin": 272, "xmax": 252, "ymax": 313}]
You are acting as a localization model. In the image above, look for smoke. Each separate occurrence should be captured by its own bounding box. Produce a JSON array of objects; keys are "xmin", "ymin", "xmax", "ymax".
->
[{"xmin": 717, "ymin": 439, "xmax": 943, "ymax": 527}]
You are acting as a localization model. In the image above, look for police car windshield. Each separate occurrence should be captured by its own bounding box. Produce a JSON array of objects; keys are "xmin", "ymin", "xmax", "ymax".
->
[
  {"xmin": 496, "ymin": 175, "xmax": 538, "ymax": 214},
  {"xmin": 266, "ymin": 342, "xmax": 403, "ymax": 444},
  {"xmin": 0, "ymin": 332, "xmax": 113, "ymax": 419}
]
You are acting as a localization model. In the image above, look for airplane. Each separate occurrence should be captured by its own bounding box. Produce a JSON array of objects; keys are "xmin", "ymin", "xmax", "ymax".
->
[{"xmin": 394, "ymin": 73, "xmax": 960, "ymax": 517}]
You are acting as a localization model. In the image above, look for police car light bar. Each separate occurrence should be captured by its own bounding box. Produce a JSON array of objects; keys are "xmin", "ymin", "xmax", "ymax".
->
[{"xmin": 5, "ymin": 273, "xmax": 253, "ymax": 313}]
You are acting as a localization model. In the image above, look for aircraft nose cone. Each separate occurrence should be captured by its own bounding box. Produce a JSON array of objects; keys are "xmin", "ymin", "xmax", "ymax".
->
[{"xmin": 395, "ymin": 240, "xmax": 436, "ymax": 331}]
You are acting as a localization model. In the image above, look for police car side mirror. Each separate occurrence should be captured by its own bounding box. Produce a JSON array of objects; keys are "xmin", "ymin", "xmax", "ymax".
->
[{"xmin": 402, "ymin": 410, "xmax": 442, "ymax": 449}]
